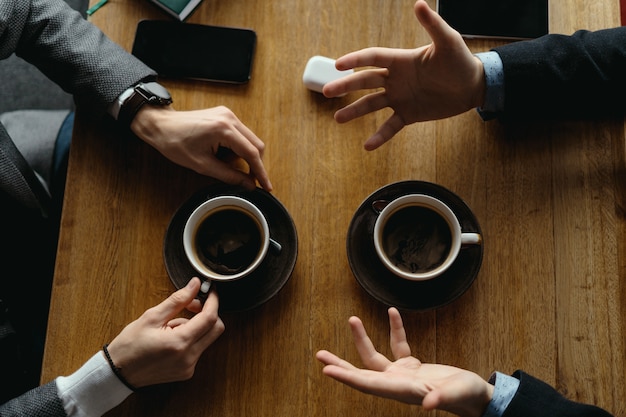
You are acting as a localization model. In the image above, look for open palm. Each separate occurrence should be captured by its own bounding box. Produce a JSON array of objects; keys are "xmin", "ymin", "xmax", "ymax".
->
[{"xmin": 316, "ymin": 308, "xmax": 493, "ymax": 417}]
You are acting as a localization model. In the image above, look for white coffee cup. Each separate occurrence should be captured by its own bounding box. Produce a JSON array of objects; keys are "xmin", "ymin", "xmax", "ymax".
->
[
  {"xmin": 373, "ymin": 194, "xmax": 481, "ymax": 281},
  {"xmin": 183, "ymin": 196, "xmax": 270, "ymax": 281}
]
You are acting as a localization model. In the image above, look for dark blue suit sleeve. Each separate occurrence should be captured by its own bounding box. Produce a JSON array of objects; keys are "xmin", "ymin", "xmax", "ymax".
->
[
  {"xmin": 492, "ymin": 27, "xmax": 626, "ymax": 119},
  {"xmin": 502, "ymin": 371, "xmax": 613, "ymax": 417}
]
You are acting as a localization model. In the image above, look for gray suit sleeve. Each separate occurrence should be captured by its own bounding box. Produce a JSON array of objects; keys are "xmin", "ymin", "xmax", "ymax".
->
[
  {"xmin": 0, "ymin": 0, "xmax": 157, "ymax": 113},
  {"xmin": 0, "ymin": 382, "xmax": 67, "ymax": 417}
]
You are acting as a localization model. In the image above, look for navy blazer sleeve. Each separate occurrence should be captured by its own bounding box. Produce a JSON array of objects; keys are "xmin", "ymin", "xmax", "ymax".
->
[
  {"xmin": 492, "ymin": 27, "xmax": 626, "ymax": 119},
  {"xmin": 502, "ymin": 371, "xmax": 613, "ymax": 417}
]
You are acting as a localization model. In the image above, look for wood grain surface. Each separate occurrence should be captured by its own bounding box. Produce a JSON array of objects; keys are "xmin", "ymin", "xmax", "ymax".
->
[{"xmin": 42, "ymin": 0, "xmax": 626, "ymax": 416}]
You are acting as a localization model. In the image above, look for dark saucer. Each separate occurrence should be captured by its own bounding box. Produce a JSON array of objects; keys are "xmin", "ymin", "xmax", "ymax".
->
[
  {"xmin": 346, "ymin": 180, "xmax": 483, "ymax": 311},
  {"xmin": 163, "ymin": 185, "xmax": 298, "ymax": 312}
]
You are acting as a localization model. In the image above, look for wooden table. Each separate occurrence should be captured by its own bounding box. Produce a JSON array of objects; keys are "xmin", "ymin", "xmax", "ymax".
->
[{"xmin": 42, "ymin": 0, "xmax": 626, "ymax": 415}]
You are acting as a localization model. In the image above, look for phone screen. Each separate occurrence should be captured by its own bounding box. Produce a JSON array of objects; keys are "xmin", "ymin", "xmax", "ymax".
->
[
  {"xmin": 436, "ymin": 0, "xmax": 548, "ymax": 40},
  {"xmin": 132, "ymin": 20, "xmax": 256, "ymax": 84}
]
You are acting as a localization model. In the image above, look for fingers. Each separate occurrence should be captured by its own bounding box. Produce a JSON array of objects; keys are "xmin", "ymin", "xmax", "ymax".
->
[
  {"xmin": 316, "ymin": 350, "xmax": 371, "ymax": 388},
  {"xmin": 209, "ymin": 126, "xmax": 271, "ymax": 192},
  {"xmin": 323, "ymin": 67, "xmax": 388, "ymax": 98},
  {"xmin": 156, "ymin": 278, "xmax": 223, "ymax": 344},
  {"xmin": 205, "ymin": 156, "xmax": 261, "ymax": 191},
  {"xmin": 195, "ymin": 315, "xmax": 225, "ymax": 351},
  {"xmin": 185, "ymin": 288, "xmax": 223, "ymax": 344},
  {"xmin": 226, "ymin": 121, "xmax": 273, "ymax": 192},
  {"xmin": 333, "ymin": 90, "xmax": 389, "ymax": 124},
  {"xmin": 348, "ymin": 316, "xmax": 392, "ymax": 371},
  {"xmin": 363, "ymin": 114, "xmax": 406, "ymax": 151},
  {"xmin": 183, "ymin": 108, "xmax": 272, "ymax": 192},
  {"xmin": 388, "ymin": 307, "xmax": 412, "ymax": 359},
  {"xmin": 232, "ymin": 117, "xmax": 266, "ymax": 151},
  {"xmin": 318, "ymin": 357, "xmax": 408, "ymax": 402},
  {"xmin": 334, "ymin": 47, "xmax": 404, "ymax": 73},
  {"xmin": 185, "ymin": 297, "xmax": 204, "ymax": 314},
  {"xmin": 315, "ymin": 350, "xmax": 359, "ymax": 371}
]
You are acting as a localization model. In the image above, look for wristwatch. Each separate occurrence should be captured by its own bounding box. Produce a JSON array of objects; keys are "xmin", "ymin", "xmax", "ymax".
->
[{"xmin": 117, "ymin": 81, "xmax": 173, "ymax": 128}]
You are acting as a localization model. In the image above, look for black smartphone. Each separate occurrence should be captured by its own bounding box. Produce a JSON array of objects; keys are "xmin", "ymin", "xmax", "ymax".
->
[
  {"xmin": 132, "ymin": 20, "xmax": 256, "ymax": 84},
  {"xmin": 436, "ymin": 0, "xmax": 548, "ymax": 40}
]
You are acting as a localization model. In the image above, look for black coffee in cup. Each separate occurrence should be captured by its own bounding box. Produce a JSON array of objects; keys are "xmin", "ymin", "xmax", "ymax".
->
[
  {"xmin": 381, "ymin": 206, "xmax": 453, "ymax": 274},
  {"xmin": 194, "ymin": 207, "xmax": 262, "ymax": 275}
]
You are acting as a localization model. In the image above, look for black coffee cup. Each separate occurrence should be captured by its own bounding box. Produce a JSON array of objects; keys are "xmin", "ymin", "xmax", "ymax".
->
[
  {"xmin": 373, "ymin": 194, "xmax": 481, "ymax": 281},
  {"xmin": 183, "ymin": 196, "xmax": 270, "ymax": 282}
]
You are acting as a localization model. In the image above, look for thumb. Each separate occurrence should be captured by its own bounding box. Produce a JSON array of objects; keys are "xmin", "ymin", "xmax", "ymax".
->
[
  {"xmin": 149, "ymin": 277, "xmax": 201, "ymax": 323},
  {"xmin": 421, "ymin": 388, "xmax": 443, "ymax": 411},
  {"xmin": 422, "ymin": 384, "xmax": 487, "ymax": 417},
  {"xmin": 413, "ymin": 0, "xmax": 460, "ymax": 48}
]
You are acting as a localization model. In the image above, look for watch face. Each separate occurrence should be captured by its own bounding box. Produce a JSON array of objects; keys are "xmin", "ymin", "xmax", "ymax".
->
[{"xmin": 140, "ymin": 82, "xmax": 172, "ymax": 104}]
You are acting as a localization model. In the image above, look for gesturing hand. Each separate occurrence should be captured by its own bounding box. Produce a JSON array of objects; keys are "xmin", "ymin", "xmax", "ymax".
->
[
  {"xmin": 132, "ymin": 105, "xmax": 272, "ymax": 191},
  {"xmin": 106, "ymin": 277, "xmax": 225, "ymax": 388},
  {"xmin": 316, "ymin": 307, "xmax": 493, "ymax": 417},
  {"xmin": 323, "ymin": 0, "xmax": 485, "ymax": 150}
]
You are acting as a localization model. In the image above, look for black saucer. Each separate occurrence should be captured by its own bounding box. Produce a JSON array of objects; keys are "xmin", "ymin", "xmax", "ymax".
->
[
  {"xmin": 346, "ymin": 180, "xmax": 483, "ymax": 311},
  {"xmin": 163, "ymin": 185, "xmax": 298, "ymax": 312}
]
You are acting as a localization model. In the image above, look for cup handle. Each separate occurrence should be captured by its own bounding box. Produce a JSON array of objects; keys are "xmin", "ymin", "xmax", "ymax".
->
[
  {"xmin": 371, "ymin": 199, "xmax": 389, "ymax": 214},
  {"xmin": 461, "ymin": 232, "xmax": 482, "ymax": 247},
  {"xmin": 195, "ymin": 279, "xmax": 212, "ymax": 302},
  {"xmin": 270, "ymin": 238, "xmax": 282, "ymax": 254}
]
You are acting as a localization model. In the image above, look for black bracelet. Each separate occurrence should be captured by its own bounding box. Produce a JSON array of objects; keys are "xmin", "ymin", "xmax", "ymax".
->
[{"xmin": 102, "ymin": 343, "xmax": 137, "ymax": 391}]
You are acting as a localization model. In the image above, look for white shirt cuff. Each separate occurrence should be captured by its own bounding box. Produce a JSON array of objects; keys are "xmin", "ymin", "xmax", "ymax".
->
[{"xmin": 56, "ymin": 351, "xmax": 133, "ymax": 417}]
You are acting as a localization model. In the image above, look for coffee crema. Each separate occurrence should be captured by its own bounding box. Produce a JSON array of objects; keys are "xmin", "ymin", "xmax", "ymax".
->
[
  {"xmin": 193, "ymin": 207, "xmax": 263, "ymax": 275},
  {"xmin": 381, "ymin": 205, "xmax": 452, "ymax": 274}
]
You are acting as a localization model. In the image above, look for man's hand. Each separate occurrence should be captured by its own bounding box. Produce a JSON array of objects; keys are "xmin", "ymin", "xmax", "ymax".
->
[
  {"xmin": 323, "ymin": 0, "xmax": 485, "ymax": 150},
  {"xmin": 316, "ymin": 307, "xmax": 493, "ymax": 417},
  {"xmin": 132, "ymin": 105, "xmax": 272, "ymax": 191},
  {"xmin": 106, "ymin": 277, "xmax": 225, "ymax": 388}
]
